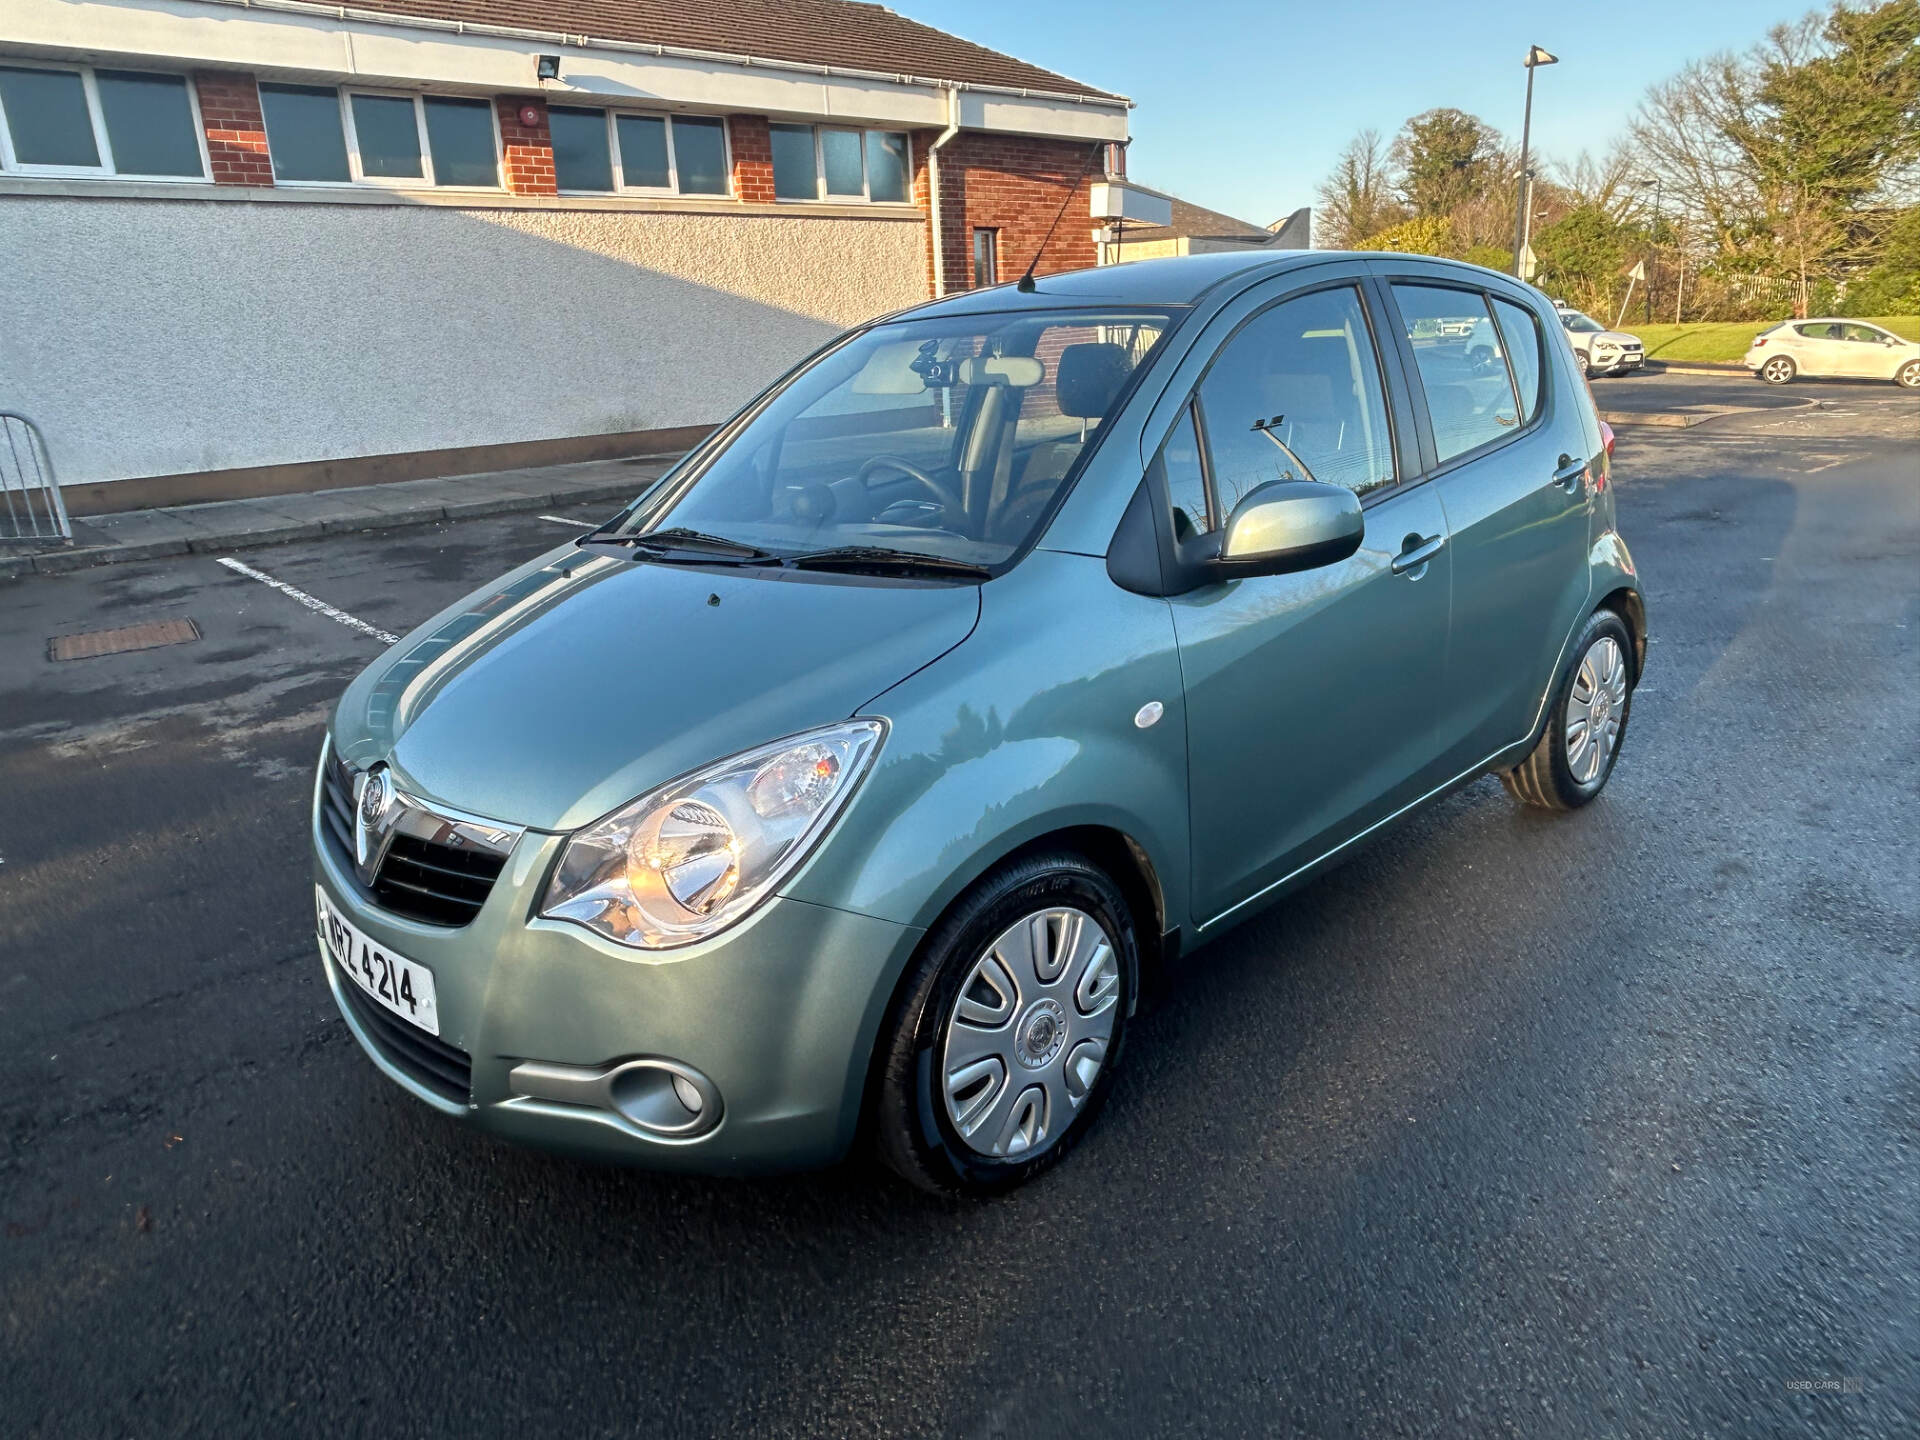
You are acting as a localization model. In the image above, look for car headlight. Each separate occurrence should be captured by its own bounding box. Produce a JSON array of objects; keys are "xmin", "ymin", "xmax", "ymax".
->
[{"xmin": 540, "ymin": 720, "xmax": 885, "ymax": 950}]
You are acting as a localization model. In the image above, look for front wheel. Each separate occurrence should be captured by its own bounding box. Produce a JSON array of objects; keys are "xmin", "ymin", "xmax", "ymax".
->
[
  {"xmin": 1502, "ymin": 611, "xmax": 1635, "ymax": 811},
  {"xmin": 1895, "ymin": 359, "xmax": 1920, "ymax": 389},
  {"xmin": 1760, "ymin": 355, "xmax": 1797, "ymax": 384},
  {"xmin": 873, "ymin": 853, "xmax": 1135, "ymax": 1197}
]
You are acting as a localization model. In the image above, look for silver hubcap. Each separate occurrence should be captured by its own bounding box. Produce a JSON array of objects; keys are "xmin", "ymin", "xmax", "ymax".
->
[
  {"xmin": 1565, "ymin": 635, "xmax": 1628, "ymax": 785},
  {"xmin": 1764, "ymin": 358, "xmax": 1792, "ymax": 381},
  {"xmin": 1900, "ymin": 362, "xmax": 1920, "ymax": 388},
  {"xmin": 941, "ymin": 907, "xmax": 1120, "ymax": 1160}
]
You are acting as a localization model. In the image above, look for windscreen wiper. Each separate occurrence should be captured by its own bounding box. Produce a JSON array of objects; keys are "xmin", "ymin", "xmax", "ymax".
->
[
  {"xmin": 578, "ymin": 527, "xmax": 779, "ymax": 564},
  {"xmin": 787, "ymin": 546, "xmax": 991, "ymax": 580}
]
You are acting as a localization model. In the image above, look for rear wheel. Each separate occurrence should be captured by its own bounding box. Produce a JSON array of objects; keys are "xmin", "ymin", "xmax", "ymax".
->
[
  {"xmin": 1502, "ymin": 611, "xmax": 1635, "ymax": 811},
  {"xmin": 874, "ymin": 853, "xmax": 1135, "ymax": 1197},
  {"xmin": 1760, "ymin": 355, "xmax": 1797, "ymax": 384},
  {"xmin": 1895, "ymin": 359, "xmax": 1920, "ymax": 389}
]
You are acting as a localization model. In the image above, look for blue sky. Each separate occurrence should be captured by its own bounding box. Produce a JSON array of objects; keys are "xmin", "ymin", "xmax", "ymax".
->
[{"xmin": 889, "ymin": 0, "xmax": 1823, "ymax": 225}]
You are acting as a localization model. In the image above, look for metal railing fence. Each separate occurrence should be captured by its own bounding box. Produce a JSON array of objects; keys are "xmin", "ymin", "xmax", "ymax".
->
[{"xmin": 0, "ymin": 413, "xmax": 71, "ymax": 544}]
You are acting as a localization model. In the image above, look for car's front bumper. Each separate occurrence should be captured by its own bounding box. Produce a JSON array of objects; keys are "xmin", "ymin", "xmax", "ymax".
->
[{"xmin": 313, "ymin": 827, "xmax": 923, "ymax": 1173}]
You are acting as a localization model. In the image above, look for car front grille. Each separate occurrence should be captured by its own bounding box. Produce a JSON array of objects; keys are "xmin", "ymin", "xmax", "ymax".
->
[
  {"xmin": 372, "ymin": 834, "xmax": 507, "ymax": 927},
  {"xmin": 319, "ymin": 746, "xmax": 513, "ymax": 928},
  {"xmin": 333, "ymin": 964, "xmax": 472, "ymax": 1105}
]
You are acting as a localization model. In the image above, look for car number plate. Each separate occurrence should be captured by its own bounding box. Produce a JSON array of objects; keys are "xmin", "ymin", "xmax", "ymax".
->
[{"xmin": 315, "ymin": 886, "xmax": 441, "ymax": 1036}]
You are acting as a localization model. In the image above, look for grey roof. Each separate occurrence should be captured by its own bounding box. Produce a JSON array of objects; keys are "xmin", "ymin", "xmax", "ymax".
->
[
  {"xmin": 912, "ymin": 251, "xmax": 1331, "ymax": 314},
  {"xmin": 1113, "ymin": 187, "xmax": 1272, "ymax": 242},
  {"xmin": 334, "ymin": 0, "xmax": 1128, "ymax": 102},
  {"xmin": 905, "ymin": 249, "xmax": 1518, "ymax": 317}
]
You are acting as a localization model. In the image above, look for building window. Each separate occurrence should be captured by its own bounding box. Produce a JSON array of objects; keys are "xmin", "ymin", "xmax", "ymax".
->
[
  {"xmin": 973, "ymin": 229, "xmax": 999, "ymax": 289},
  {"xmin": 421, "ymin": 97, "xmax": 500, "ymax": 187},
  {"xmin": 348, "ymin": 92, "xmax": 425, "ymax": 181},
  {"xmin": 551, "ymin": 107, "xmax": 731, "ymax": 196},
  {"xmin": 767, "ymin": 124, "xmax": 910, "ymax": 203},
  {"xmin": 260, "ymin": 84, "xmax": 502, "ymax": 188},
  {"xmin": 0, "ymin": 63, "xmax": 207, "ymax": 179},
  {"xmin": 260, "ymin": 83, "xmax": 349, "ymax": 183}
]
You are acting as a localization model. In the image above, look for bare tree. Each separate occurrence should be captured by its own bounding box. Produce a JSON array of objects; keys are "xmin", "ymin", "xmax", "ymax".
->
[
  {"xmin": 1314, "ymin": 130, "xmax": 1404, "ymax": 248},
  {"xmin": 1556, "ymin": 147, "xmax": 1641, "ymax": 220}
]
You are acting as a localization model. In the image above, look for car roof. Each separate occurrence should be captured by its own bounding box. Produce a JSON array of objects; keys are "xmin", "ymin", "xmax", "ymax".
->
[{"xmin": 897, "ymin": 250, "xmax": 1526, "ymax": 319}]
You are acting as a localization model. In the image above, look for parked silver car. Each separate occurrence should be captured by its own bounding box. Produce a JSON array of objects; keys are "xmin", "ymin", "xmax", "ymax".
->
[
  {"xmin": 1744, "ymin": 318, "xmax": 1920, "ymax": 387},
  {"xmin": 1555, "ymin": 307, "xmax": 1645, "ymax": 377}
]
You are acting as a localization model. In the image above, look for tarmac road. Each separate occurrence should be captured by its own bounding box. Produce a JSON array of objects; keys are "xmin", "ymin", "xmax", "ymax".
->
[
  {"xmin": 1597, "ymin": 365, "xmax": 1905, "ymax": 415},
  {"xmin": 2, "ymin": 380, "xmax": 1915, "ymax": 1437}
]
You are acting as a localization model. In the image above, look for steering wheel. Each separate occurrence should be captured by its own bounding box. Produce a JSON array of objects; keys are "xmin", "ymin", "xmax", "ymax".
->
[{"xmin": 856, "ymin": 455, "xmax": 961, "ymax": 514}]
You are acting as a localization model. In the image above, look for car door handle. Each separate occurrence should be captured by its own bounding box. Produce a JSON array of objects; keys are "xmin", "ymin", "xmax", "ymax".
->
[
  {"xmin": 1390, "ymin": 533, "xmax": 1446, "ymax": 575},
  {"xmin": 1551, "ymin": 454, "xmax": 1588, "ymax": 492}
]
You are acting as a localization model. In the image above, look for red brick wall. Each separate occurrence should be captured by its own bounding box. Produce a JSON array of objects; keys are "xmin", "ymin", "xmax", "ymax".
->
[
  {"xmin": 914, "ymin": 132, "xmax": 1103, "ymax": 297},
  {"xmin": 728, "ymin": 114, "xmax": 774, "ymax": 203},
  {"xmin": 194, "ymin": 71, "xmax": 272, "ymax": 186},
  {"xmin": 497, "ymin": 97, "xmax": 556, "ymax": 196}
]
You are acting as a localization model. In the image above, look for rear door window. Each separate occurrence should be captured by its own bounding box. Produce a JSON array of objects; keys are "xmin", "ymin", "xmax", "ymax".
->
[
  {"xmin": 1491, "ymin": 298, "xmax": 1545, "ymax": 425},
  {"xmin": 1391, "ymin": 284, "xmax": 1521, "ymax": 462}
]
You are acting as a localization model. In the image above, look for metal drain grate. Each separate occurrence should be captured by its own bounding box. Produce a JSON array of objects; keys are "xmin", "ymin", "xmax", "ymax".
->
[{"xmin": 49, "ymin": 618, "xmax": 200, "ymax": 661}]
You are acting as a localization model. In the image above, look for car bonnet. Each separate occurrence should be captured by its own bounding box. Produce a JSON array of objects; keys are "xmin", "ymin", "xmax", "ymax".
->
[{"xmin": 330, "ymin": 545, "xmax": 981, "ymax": 832}]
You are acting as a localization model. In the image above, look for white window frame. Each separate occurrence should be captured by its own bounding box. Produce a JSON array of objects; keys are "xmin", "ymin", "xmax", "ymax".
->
[
  {"xmin": 553, "ymin": 106, "xmax": 733, "ymax": 198},
  {"xmin": 0, "ymin": 61, "xmax": 211, "ymax": 182},
  {"xmin": 972, "ymin": 227, "xmax": 999, "ymax": 288},
  {"xmin": 342, "ymin": 87, "xmax": 434, "ymax": 188},
  {"xmin": 771, "ymin": 123, "xmax": 912, "ymax": 204},
  {"xmin": 417, "ymin": 93, "xmax": 507, "ymax": 191},
  {"xmin": 266, "ymin": 85, "xmax": 504, "ymax": 191}
]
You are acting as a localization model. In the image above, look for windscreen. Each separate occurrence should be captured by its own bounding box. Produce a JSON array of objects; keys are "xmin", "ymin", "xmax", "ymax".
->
[
  {"xmin": 622, "ymin": 308, "xmax": 1176, "ymax": 569},
  {"xmin": 1560, "ymin": 311, "xmax": 1605, "ymax": 333}
]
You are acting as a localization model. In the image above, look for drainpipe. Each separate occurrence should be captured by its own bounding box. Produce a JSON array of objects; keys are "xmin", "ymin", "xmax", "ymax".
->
[{"xmin": 928, "ymin": 86, "xmax": 961, "ymax": 297}]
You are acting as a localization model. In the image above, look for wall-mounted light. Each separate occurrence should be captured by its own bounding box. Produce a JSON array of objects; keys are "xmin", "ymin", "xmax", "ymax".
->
[{"xmin": 536, "ymin": 54, "xmax": 561, "ymax": 81}]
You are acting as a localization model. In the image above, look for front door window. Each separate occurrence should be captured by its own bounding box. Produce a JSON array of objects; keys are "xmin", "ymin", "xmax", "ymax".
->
[{"xmin": 1192, "ymin": 285, "xmax": 1397, "ymax": 514}]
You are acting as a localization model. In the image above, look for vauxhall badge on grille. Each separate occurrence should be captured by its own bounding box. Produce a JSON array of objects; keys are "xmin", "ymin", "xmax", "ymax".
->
[{"xmin": 353, "ymin": 766, "xmax": 397, "ymax": 881}]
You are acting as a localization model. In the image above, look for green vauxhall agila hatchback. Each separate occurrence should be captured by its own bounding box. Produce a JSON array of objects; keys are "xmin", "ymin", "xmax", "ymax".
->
[{"xmin": 314, "ymin": 251, "xmax": 1645, "ymax": 1195}]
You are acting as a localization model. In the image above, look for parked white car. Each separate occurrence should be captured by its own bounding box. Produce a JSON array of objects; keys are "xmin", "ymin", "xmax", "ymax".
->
[
  {"xmin": 1744, "ymin": 319, "xmax": 1920, "ymax": 387},
  {"xmin": 1555, "ymin": 308, "xmax": 1645, "ymax": 377}
]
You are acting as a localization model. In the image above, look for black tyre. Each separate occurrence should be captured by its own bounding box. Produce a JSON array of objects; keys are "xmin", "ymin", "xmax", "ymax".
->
[
  {"xmin": 1895, "ymin": 359, "xmax": 1920, "ymax": 390},
  {"xmin": 873, "ymin": 852, "xmax": 1136, "ymax": 1197},
  {"xmin": 1759, "ymin": 355, "xmax": 1797, "ymax": 384},
  {"xmin": 1501, "ymin": 610, "xmax": 1636, "ymax": 812}
]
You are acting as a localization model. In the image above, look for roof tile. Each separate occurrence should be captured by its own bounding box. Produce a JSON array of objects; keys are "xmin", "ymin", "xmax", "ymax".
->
[{"xmin": 344, "ymin": 0, "xmax": 1127, "ymax": 102}]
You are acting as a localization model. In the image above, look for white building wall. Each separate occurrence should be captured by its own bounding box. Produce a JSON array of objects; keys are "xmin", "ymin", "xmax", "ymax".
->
[{"xmin": 0, "ymin": 195, "xmax": 928, "ymax": 487}]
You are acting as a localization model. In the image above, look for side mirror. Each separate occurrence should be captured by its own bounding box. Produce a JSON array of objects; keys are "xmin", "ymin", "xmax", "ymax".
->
[{"xmin": 1217, "ymin": 480, "xmax": 1364, "ymax": 577}]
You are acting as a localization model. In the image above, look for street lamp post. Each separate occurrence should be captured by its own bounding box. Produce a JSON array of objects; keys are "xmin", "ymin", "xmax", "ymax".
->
[
  {"xmin": 1638, "ymin": 175, "xmax": 1663, "ymax": 324},
  {"xmin": 1510, "ymin": 44, "xmax": 1559, "ymax": 279}
]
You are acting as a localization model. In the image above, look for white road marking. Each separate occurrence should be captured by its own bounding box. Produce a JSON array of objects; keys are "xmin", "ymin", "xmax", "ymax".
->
[
  {"xmin": 539, "ymin": 513, "xmax": 592, "ymax": 527},
  {"xmin": 1801, "ymin": 457, "xmax": 1848, "ymax": 473},
  {"xmin": 215, "ymin": 557, "xmax": 399, "ymax": 646}
]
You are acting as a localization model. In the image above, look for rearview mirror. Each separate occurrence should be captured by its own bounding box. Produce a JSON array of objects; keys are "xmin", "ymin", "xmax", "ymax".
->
[
  {"xmin": 1217, "ymin": 480, "xmax": 1364, "ymax": 576},
  {"xmin": 958, "ymin": 355, "xmax": 1044, "ymax": 387}
]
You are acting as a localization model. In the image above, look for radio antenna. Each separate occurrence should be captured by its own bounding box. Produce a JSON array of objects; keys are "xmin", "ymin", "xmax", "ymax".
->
[{"xmin": 1016, "ymin": 141, "xmax": 1107, "ymax": 293}]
